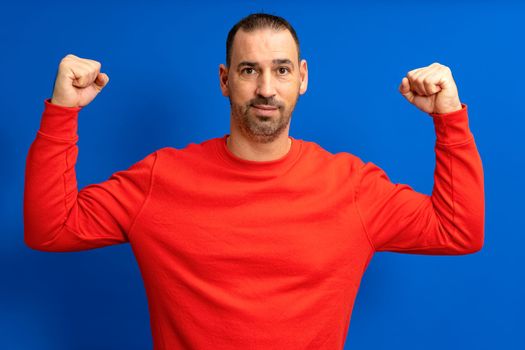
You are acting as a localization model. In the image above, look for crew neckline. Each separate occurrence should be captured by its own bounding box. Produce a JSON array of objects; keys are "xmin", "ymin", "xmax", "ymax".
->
[{"xmin": 214, "ymin": 134, "xmax": 302, "ymax": 174}]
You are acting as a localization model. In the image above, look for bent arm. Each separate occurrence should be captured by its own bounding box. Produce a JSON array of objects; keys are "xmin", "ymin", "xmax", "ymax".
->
[
  {"xmin": 357, "ymin": 104, "xmax": 485, "ymax": 255},
  {"xmin": 24, "ymin": 99, "xmax": 156, "ymax": 252}
]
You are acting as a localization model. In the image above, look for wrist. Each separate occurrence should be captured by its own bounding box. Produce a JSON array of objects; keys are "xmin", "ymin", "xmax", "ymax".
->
[
  {"xmin": 430, "ymin": 103, "xmax": 472, "ymax": 145},
  {"xmin": 39, "ymin": 98, "xmax": 81, "ymax": 139},
  {"xmin": 50, "ymin": 96, "xmax": 77, "ymax": 108},
  {"xmin": 433, "ymin": 102, "xmax": 463, "ymax": 115}
]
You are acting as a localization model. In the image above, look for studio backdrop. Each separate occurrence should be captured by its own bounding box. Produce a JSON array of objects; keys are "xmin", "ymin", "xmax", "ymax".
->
[{"xmin": 1, "ymin": 1, "xmax": 523, "ymax": 349}]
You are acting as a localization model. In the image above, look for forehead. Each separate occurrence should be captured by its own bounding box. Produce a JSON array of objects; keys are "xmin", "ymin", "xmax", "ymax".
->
[{"xmin": 231, "ymin": 28, "xmax": 298, "ymax": 64}]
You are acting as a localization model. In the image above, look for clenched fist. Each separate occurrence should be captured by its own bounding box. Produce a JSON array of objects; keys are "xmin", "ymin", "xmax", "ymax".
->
[
  {"xmin": 399, "ymin": 62, "xmax": 462, "ymax": 114},
  {"xmin": 50, "ymin": 54, "xmax": 109, "ymax": 108}
]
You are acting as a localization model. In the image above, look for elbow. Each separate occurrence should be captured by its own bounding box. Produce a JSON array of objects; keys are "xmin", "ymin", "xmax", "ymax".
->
[
  {"xmin": 463, "ymin": 214, "xmax": 485, "ymax": 254},
  {"xmin": 437, "ymin": 219, "xmax": 484, "ymax": 255},
  {"xmin": 25, "ymin": 237, "xmax": 46, "ymax": 251},
  {"xmin": 463, "ymin": 237, "xmax": 484, "ymax": 254},
  {"xmin": 24, "ymin": 225, "xmax": 42, "ymax": 251},
  {"xmin": 457, "ymin": 225, "xmax": 485, "ymax": 255},
  {"xmin": 24, "ymin": 221, "xmax": 45, "ymax": 251},
  {"xmin": 440, "ymin": 208, "xmax": 485, "ymax": 255},
  {"xmin": 24, "ymin": 224, "xmax": 63, "ymax": 252},
  {"xmin": 24, "ymin": 230, "xmax": 55, "ymax": 252},
  {"xmin": 24, "ymin": 224, "xmax": 97, "ymax": 253},
  {"xmin": 23, "ymin": 209, "xmax": 60, "ymax": 252}
]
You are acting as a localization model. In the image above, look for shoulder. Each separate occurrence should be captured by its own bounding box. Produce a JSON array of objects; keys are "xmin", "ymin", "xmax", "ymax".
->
[
  {"xmin": 155, "ymin": 137, "xmax": 218, "ymax": 157},
  {"xmin": 151, "ymin": 137, "xmax": 222, "ymax": 171},
  {"xmin": 298, "ymin": 138, "xmax": 366, "ymax": 171},
  {"xmin": 298, "ymin": 140, "xmax": 395, "ymax": 191}
]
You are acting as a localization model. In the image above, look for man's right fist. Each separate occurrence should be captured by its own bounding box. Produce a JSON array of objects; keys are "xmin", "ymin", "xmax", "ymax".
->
[{"xmin": 50, "ymin": 54, "xmax": 109, "ymax": 108}]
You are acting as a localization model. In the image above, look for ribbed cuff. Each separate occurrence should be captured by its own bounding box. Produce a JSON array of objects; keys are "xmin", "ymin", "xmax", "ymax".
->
[
  {"xmin": 429, "ymin": 103, "xmax": 473, "ymax": 145},
  {"xmin": 39, "ymin": 98, "xmax": 82, "ymax": 139}
]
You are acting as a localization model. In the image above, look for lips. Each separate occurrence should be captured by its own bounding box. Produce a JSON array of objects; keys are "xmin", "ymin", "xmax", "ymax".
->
[{"xmin": 252, "ymin": 104, "xmax": 278, "ymax": 110}]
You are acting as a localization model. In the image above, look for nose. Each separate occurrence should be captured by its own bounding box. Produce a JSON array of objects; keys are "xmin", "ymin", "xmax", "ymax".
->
[{"xmin": 255, "ymin": 71, "xmax": 276, "ymax": 98}]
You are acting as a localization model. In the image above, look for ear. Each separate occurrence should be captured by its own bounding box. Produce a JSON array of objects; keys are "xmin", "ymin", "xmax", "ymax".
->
[
  {"xmin": 219, "ymin": 64, "xmax": 230, "ymax": 97},
  {"xmin": 299, "ymin": 59, "xmax": 308, "ymax": 95}
]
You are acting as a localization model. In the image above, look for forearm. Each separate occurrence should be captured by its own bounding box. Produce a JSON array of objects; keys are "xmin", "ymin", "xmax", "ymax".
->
[
  {"xmin": 428, "ymin": 103, "xmax": 485, "ymax": 254},
  {"xmin": 24, "ymin": 99, "xmax": 104, "ymax": 252}
]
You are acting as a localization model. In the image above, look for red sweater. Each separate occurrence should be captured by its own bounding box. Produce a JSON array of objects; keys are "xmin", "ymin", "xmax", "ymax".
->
[{"xmin": 24, "ymin": 99, "xmax": 484, "ymax": 349}]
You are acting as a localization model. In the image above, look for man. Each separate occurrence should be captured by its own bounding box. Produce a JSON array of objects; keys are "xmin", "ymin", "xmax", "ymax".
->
[{"xmin": 24, "ymin": 13, "xmax": 484, "ymax": 350}]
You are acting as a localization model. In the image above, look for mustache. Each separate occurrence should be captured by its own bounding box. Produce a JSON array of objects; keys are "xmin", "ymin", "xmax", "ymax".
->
[{"xmin": 249, "ymin": 97, "xmax": 283, "ymax": 108}]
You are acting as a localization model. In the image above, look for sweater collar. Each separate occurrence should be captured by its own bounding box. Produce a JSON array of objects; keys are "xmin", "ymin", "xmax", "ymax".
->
[{"xmin": 214, "ymin": 134, "xmax": 302, "ymax": 176}]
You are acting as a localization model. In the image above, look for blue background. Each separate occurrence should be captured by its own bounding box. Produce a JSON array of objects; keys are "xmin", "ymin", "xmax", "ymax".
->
[{"xmin": 1, "ymin": 1, "xmax": 523, "ymax": 349}]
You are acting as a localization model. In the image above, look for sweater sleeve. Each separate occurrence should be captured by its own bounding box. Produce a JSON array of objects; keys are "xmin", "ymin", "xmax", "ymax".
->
[
  {"xmin": 356, "ymin": 103, "xmax": 485, "ymax": 255},
  {"xmin": 24, "ymin": 99, "xmax": 157, "ymax": 252}
]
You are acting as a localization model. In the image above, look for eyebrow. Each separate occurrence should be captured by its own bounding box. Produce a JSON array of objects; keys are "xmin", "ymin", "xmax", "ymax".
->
[{"xmin": 237, "ymin": 59, "xmax": 295, "ymax": 69}]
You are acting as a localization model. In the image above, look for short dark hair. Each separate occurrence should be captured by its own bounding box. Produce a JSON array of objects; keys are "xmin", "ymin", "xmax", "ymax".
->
[{"xmin": 226, "ymin": 13, "xmax": 301, "ymax": 67}]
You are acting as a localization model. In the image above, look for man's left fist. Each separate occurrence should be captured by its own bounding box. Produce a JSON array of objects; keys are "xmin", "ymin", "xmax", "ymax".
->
[{"xmin": 399, "ymin": 62, "xmax": 462, "ymax": 114}]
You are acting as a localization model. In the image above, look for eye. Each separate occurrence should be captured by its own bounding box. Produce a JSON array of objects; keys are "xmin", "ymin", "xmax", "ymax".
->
[
  {"xmin": 277, "ymin": 67, "xmax": 290, "ymax": 75},
  {"xmin": 241, "ymin": 67, "xmax": 256, "ymax": 75}
]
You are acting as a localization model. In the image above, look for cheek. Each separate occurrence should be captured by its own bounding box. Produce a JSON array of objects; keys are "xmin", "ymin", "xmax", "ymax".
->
[
  {"xmin": 278, "ymin": 82, "xmax": 300, "ymax": 104},
  {"xmin": 229, "ymin": 82, "xmax": 255, "ymax": 103}
]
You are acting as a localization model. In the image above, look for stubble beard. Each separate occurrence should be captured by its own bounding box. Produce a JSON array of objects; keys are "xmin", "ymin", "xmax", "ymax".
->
[{"xmin": 230, "ymin": 94, "xmax": 299, "ymax": 144}]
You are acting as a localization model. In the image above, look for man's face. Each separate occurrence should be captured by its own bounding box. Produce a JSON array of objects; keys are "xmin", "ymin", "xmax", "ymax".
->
[{"xmin": 219, "ymin": 28, "xmax": 308, "ymax": 143}]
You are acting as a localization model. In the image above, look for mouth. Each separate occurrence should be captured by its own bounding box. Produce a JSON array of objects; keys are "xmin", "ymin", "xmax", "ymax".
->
[
  {"xmin": 252, "ymin": 104, "xmax": 279, "ymax": 111},
  {"xmin": 251, "ymin": 104, "xmax": 279, "ymax": 118}
]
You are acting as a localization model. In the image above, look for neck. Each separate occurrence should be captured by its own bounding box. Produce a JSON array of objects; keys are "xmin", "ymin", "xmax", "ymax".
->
[{"xmin": 226, "ymin": 127, "xmax": 292, "ymax": 162}]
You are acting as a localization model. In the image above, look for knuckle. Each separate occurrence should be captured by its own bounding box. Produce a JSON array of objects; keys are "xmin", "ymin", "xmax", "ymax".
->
[
  {"xmin": 60, "ymin": 54, "xmax": 80, "ymax": 68},
  {"xmin": 63, "ymin": 54, "xmax": 78, "ymax": 62},
  {"xmin": 60, "ymin": 55, "xmax": 70, "ymax": 64},
  {"xmin": 407, "ymin": 69, "xmax": 418, "ymax": 78},
  {"xmin": 89, "ymin": 59, "xmax": 102, "ymax": 70},
  {"xmin": 58, "ymin": 59, "xmax": 71, "ymax": 69}
]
